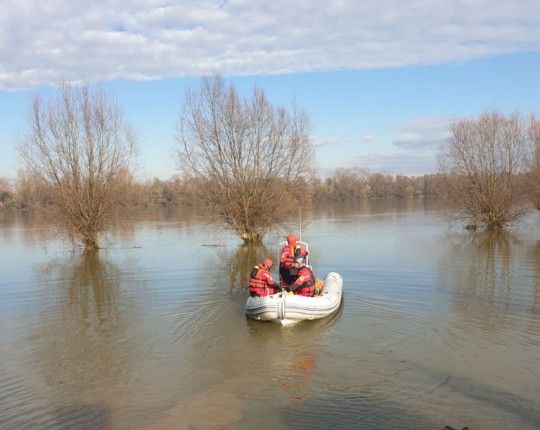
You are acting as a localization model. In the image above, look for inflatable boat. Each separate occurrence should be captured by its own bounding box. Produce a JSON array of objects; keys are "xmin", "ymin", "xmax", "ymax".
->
[{"xmin": 245, "ymin": 272, "xmax": 343, "ymax": 323}]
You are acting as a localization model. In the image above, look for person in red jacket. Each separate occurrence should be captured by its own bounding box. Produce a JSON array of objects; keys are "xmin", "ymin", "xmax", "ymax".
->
[
  {"xmin": 288, "ymin": 256, "xmax": 316, "ymax": 296},
  {"xmin": 279, "ymin": 234, "xmax": 308, "ymax": 286},
  {"xmin": 248, "ymin": 259, "xmax": 279, "ymax": 297}
]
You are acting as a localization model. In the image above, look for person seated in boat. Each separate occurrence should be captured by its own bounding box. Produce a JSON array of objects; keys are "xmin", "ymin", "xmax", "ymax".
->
[
  {"xmin": 287, "ymin": 256, "xmax": 316, "ymax": 297},
  {"xmin": 248, "ymin": 259, "xmax": 280, "ymax": 297},
  {"xmin": 279, "ymin": 234, "xmax": 308, "ymax": 286}
]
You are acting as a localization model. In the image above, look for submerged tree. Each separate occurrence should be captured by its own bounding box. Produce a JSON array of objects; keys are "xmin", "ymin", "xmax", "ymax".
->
[
  {"xmin": 440, "ymin": 111, "xmax": 530, "ymax": 229},
  {"xmin": 527, "ymin": 114, "xmax": 540, "ymax": 210},
  {"xmin": 18, "ymin": 83, "xmax": 137, "ymax": 250},
  {"xmin": 176, "ymin": 74, "xmax": 315, "ymax": 244}
]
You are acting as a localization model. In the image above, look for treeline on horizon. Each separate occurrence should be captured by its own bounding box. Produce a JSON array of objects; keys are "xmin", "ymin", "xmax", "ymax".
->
[{"xmin": 0, "ymin": 170, "xmax": 456, "ymax": 211}]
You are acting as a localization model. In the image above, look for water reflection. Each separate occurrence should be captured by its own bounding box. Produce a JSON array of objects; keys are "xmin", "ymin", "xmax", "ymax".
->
[
  {"xmin": 530, "ymin": 240, "xmax": 540, "ymax": 314},
  {"xmin": 210, "ymin": 244, "xmax": 274, "ymax": 292},
  {"xmin": 440, "ymin": 230, "xmax": 522, "ymax": 314},
  {"xmin": 309, "ymin": 197, "xmax": 437, "ymax": 220},
  {"xmin": 129, "ymin": 205, "xmax": 214, "ymax": 234},
  {"xmin": 525, "ymin": 240, "xmax": 540, "ymax": 347},
  {"xmin": 39, "ymin": 251, "xmax": 125, "ymax": 329},
  {"xmin": 150, "ymin": 312, "xmax": 341, "ymax": 430},
  {"xmin": 252, "ymin": 307, "xmax": 344, "ymax": 408},
  {"xmin": 28, "ymin": 252, "xmax": 142, "ymax": 429},
  {"xmin": 0, "ymin": 209, "xmax": 138, "ymax": 247},
  {"xmin": 1, "ymin": 204, "xmax": 540, "ymax": 430},
  {"xmin": 437, "ymin": 228, "xmax": 539, "ymax": 347},
  {"xmin": 428, "ymin": 229, "xmax": 540, "ymax": 428},
  {"xmin": 148, "ymin": 245, "xmax": 343, "ymax": 430},
  {"xmin": 0, "ymin": 210, "xmax": 53, "ymax": 245},
  {"xmin": 0, "ymin": 206, "xmax": 210, "ymax": 248}
]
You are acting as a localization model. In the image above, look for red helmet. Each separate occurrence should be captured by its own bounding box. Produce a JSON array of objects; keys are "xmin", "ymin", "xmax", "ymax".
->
[
  {"xmin": 263, "ymin": 258, "xmax": 273, "ymax": 269},
  {"xmin": 287, "ymin": 234, "xmax": 297, "ymax": 246}
]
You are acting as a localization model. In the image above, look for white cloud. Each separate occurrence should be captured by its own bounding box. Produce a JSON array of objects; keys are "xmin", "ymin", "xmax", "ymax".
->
[
  {"xmin": 313, "ymin": 134, "xmax": 378, "ymax": 147},
  {"xmin": 1, "ymin": 0, "xmax": 540, "ymax": 88},
  {"xmin": 353, "ymin": 152, "xmax": 437, "ymax": 175},
  {"xmin": 340, "ymin": 116, "xmax": 451, "ymax": 174},
  {"xmin": 393, "ymin": 137, "xmax": 447, "ymax": 151},
  {"xmin": 313, "ymin": 136, "xmax": 340, "ymax": 148},
  {"xmin": 390, "ymin": 116, "xmax": 450, "ymax": 153},
  {"xmin": 358, "ymin": 134, "xmax": 377, "ymax": 143}
]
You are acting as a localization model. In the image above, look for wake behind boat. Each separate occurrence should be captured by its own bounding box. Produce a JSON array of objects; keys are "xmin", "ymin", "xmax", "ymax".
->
[{"xmin": 245, "ymin": 272, "xmax": 343, "ymax": 323}]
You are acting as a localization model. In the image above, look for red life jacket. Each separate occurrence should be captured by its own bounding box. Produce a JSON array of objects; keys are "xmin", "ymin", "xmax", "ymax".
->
[
  {"xmin": 249, "ymin": 266, "xmax": 277, "ymax": 297},
  {"xmin": 294, "ymin": 267, "xmax": 315, "ymax": 297},
  {"xmin": 279, "ymin": 245, "xmax": 296, "ymax": 269}
]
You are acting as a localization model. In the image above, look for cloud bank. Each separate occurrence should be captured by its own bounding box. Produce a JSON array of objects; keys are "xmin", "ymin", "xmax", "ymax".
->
[
  {"xmin": 352, "ymin": 117, "xmax": 450, "ymax": 175},
  {"xmin": 1, "ymin": 0, "xmax": 540, "ymax": 88},
  {"xmin": 313, "ymin": 134, "xmax": 377, "ymax": 148}
]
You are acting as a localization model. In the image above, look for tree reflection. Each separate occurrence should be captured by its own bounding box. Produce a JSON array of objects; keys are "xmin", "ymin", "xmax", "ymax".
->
[
  {"xmin": 209, "ymin": 243, "xmax": 275, "ymax": 292},
  {"xmin": 33, "ymin": 252, "xmax": 140, "ymax": 409},
  {"xmin": 437, "ymin": 228, "xmax": 536, "ymax": 331},
  {"xmin": 464, "ymin": 229, "xmax": 513, "ymax": 306},
  {"xmin": 0, "ymin": 210, "xmax": 54, "ymax": 245},
  {"xmin": 524, "ymin": 240, "xmax": 540, "ymax": 346},
  {"xmin": 450, "ymin": 230, "xmax": 510, "ymax": 287}
]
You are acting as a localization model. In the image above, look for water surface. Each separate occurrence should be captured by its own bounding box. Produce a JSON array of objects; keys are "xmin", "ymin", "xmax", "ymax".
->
[{"xmin": 1, "ymin": 201, "xmax": 539, "ymax": 429}]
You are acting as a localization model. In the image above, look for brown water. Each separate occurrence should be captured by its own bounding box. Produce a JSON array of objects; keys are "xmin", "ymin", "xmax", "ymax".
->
[{"xmin": 1, "ymin": 201, "xmax": 539, "ymax": 430}]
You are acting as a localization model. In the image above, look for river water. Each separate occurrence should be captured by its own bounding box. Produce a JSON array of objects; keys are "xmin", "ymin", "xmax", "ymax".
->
[{"xmin": 0, "ymin": 200, "xmax": 539, "ymax": 430}]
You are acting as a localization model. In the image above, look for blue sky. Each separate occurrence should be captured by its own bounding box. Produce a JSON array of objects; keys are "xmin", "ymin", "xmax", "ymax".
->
[{"xmin": 1, "ymin": 1, "xmax": 540, "ymax": 179}]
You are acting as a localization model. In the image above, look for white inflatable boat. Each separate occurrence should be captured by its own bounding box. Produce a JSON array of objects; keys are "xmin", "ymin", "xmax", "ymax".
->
[{"xmin": 245, "ymin": 272, "xmax": 343, "ymax": 323}]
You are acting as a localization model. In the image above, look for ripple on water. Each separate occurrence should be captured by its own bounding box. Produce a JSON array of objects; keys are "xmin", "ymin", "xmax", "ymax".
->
[
  {"xmin": 1, "ymin": 206, "xmax": 540, "ymax": 430},
  {"xmin": 148, "ymin": 388, "xmax": 244, "ymax": 430}
]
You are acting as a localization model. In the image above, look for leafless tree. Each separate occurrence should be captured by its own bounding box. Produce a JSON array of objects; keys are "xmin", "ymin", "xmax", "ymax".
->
[
  {"xmin": 325, "ymin": 168, "xmax": 369, "ymax": 200},
  {"xmin": 368, "ymin": 173, "xmax": 394, "ymax": 198},
  {"xmin": 527, "ymin": 114, "xmax": 540, "ymax": 210},
  {"xmin": 176, "ymin": 74, "xmax": 315, "ymax": 244},
  {"xmin": 0, "ymin": 177, "xmax": 14, "ymax": 209},
  {"xmin": 440, "ymin": 111, "xmax": 530, "ymax": 229},
  {"xmin": 422, "ymin": 173, "xmax": 447, "ymax": 197},
  {"xmin": 391, "ymin": 175, "xmax": 407, "ymax": 198},
  {"xmin": 18, "ymin": 83, "xmax": 137, "ymax": 250}
]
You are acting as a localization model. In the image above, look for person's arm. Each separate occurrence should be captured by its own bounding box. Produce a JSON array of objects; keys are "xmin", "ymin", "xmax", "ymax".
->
[
  {"xmin": 296, "ymin": 269, "xmax": 313, "ymax": 285},
  {"xmin": 289, "ymin": 269, "xmax": 303, "ymax": 291},
  {"xmin": 263, "ymin": 271, "xmax": 275, "ymax": 285}
]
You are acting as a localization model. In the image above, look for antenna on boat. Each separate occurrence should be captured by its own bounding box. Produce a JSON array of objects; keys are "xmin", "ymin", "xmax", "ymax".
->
[{"xmin": 299, "ymin": 206, "xmax": 302, "ymax": 242}]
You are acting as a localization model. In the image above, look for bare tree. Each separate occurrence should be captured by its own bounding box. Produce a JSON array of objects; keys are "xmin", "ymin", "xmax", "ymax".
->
[
  {"xmin": 392, "ymin": 175, "xmax": 418, "ymax": 198},
  {"xmin": 0, "ymin": 177, "xmax": 14, "ymax": 209},
  {"xmin": 325, "ymin": 168, "xmax": 369, "ymax": 201},
  {"xmin": 368, "ymin": 173, "xmax": 394, "ymax": 198},
  {"xmin": 440, "ymin": 111, "xmax": 530, "ymax": 229},
  {"xmin": 18, "ymin": 83, "xmax": 137, "ymax": 250},
  {"xmin": 527, "ymin": 114, "xmax": 540, "ymax": 210},
  {"xmin": 176, "ymin": 74, "xmax": 315, "ymax": 243}
]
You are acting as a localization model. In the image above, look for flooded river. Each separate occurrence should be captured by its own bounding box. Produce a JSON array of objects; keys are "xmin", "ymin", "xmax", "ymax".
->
[{"xmin": 1, "ymin": 200, "xmax": 539, "ymax": 429}]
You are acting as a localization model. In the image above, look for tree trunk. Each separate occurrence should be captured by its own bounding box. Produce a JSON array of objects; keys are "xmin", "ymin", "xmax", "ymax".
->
[
  {"xmin": 241, "ymin": 231, "xmax": 262, "ymax": 245},
  {"xmin": 82, "ymin": 231, "xmax": 100, "ymax": 251}
]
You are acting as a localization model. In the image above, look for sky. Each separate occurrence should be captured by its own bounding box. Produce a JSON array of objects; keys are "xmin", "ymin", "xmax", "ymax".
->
[{"xmin": 1, "ymin": 0, "xmax": 540, "ymax": 179}]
